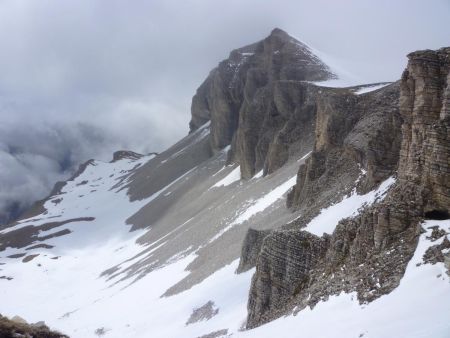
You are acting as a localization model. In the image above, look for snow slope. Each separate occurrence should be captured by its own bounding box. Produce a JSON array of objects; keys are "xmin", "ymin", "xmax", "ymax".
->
[
  {"xmin": 304, "ymin": 176, "xmax": 396, "ymax": 236},
  {"xmin": 1, "ymin": 133, "xmax": 449, "ymax": 337},
  {"xmin": 0, "ymin": 127, "xmax": 311, "ymax": 337}
]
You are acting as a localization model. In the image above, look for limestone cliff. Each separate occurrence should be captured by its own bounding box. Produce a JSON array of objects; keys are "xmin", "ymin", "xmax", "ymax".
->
[
  {"xmin": 243, "ymin": 47, "xmax": 450, "ymax": 328},
  {"xmin": 287, "ymin": 83, "xmax": 402, "ymax": 219},
  {"xmin": 189, "ymin": 28, "xmax": 334, "ymax": 178}
]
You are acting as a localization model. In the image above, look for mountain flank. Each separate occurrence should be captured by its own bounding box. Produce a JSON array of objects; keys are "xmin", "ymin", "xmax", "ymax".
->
[{"xmin": 0, "ymin": 29, "xmax": 449, "ymax": 338}]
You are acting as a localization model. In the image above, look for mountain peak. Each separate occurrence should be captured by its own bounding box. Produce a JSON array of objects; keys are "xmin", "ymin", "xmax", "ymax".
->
[
  {"xmin": 266, "ymin": 28, "xmax": 305, "ymax": 47},
  {"xmin": 189, "ymin": 28, "xmax": 336, "ymax": 149},
  {"xmin": 269, "ymin": 27, "xmax": 290, "ymax": 38},
  {"xmin": 266, "ymin": 27, "xmax": 300, "ymax": 47}
]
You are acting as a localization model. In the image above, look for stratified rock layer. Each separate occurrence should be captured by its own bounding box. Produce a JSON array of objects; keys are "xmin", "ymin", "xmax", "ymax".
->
[
  {"xmin": 246, "ymin": 231, "xmax": 329, "ymax": 327},
  {"xmin": 287, "ymin": 83, "xmax": 402, "ymax": 217},
  {"xmin": 190, "ymin": 28, "xmax": 334, "ymax": 178},
  {"xmin": 237, "ymin": 228, "xmax": 271, "ymax": 273},
  {"xmin": 399, "ymin": 48, "xmax": 450, "ymax": 215},
  {"xmin": 244, "ymin": 47, "xmax": 450, "ymax": 328}
]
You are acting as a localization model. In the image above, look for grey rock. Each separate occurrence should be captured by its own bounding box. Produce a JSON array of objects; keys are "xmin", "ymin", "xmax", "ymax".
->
[
  {"xmin": 186, "ymin": 301, "xmax": 219, "ymax": 325},
  {"xmin": 287, "ymin": 82, "xmax": 402, "ymax": 216},
  {"xmin": 423, "ymin": 237, "xmax": 450, "ymax": 264},
  {"xmin": 247, "ymin": 230, "xmax": 329, "ymax": 328},
  {"xmin": 399, "ymin": 47, "xmax": 450, "ymax": 216},
  {"xmin": 0, "ymin": 314, "xmax": 68, "ymax": 338},
  {"xmin": 196, "ymin": 329, "xmax": 229, "ymax": 338},
  {"xmin": 31, "ymin": 321, "xmax": 47, "ymax": 328},
  {"xmin": 10, "ymin": 316, "xmax": 27, "ymax": 325},
  {"xmin": 444, "ymin": 252, "xmax": 450, "ymax": 275},
  {"xmin": 236, "ymin": 228, "xmax": 271, "ymax": 273},
  {"xmin": 189, "ymin": 28, "xmax": 334, "ymax": 179},
  {"xmin": 111, "ymin": 150, "xmax": 145, "ymax": 162},
  {"xmin": 244, "ymin": 46, "xmax": 450, "ymax": 328}
]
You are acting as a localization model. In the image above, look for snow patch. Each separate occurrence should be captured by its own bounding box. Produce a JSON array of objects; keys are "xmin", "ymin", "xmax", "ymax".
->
[
  {"xmin": 304, "ymin": 176, "xmax": 395, "ymax": 236},
  {"xmin": 212, "ymin": 166, "xmax": 241, "ymax": 188},
  {"xmin": 232, "ymin": 175, "xmax": 297, "ymax": 226},
  {"xmin": 210, "ymin": 175, "xmax": 297, "ymax": 242},
  {"xmin": 354, "ymin": 83, "xmax": 391, "ymax": 95},
  {"xmin": 298, "ymin": 151, "xmax": 312, "ymax": 162},
  {"xmin": 253, "ymin": 170, "xmax": 264, "ymax": 179}
]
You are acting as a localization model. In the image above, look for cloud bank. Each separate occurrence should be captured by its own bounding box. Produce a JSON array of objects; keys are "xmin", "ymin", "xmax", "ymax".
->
[{"xmin": 0, "ymin": 0, "xmax": 449, "ymax": 223}]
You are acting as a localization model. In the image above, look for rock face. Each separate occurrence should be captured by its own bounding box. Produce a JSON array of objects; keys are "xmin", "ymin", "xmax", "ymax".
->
[
  {"xmin": 243, "ymin": 47, "xmax": 450, "ymax": 328},
  {"xmin": 246, "ymin": 231, "xmax": 329, "ymax": 327},
  {"xmin": 399, "ymin": 48, "xmax": 450, "ymax": 217},
  {"xmin": 287, "ymin": 83, "xmax": 402, "ymax": 218},
  {"xmin": 186, "ymin": 301, "xmax": 219, "ymax": 325},
  {"xmin": 237, "ymin": 228, "xmax": 271, "ymax": 273},
  {"xmin": 189, "ymin": 28, "xmax": 335, "ymax": 178},
  {"xmin": 0, "ymin": 314, "xmax": 68, "ymax": 338},
  {"xmin": 111, "ymin": 150, "xmax": 145, "ymax": 162}
]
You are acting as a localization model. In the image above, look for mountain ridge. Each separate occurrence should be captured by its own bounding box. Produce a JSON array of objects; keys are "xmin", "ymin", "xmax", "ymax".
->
[{"xmin": 0, "ymin": 30, "xmax": 449, "ymax": 338}]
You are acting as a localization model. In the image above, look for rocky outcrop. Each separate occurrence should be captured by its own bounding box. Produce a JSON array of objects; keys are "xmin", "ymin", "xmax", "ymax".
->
[
  {"xmin": 243, "ymin": 47, "xmax": 450, "ymax": 328},
  {"xmin": 111, "ymin": 150, "xmax": 145, "ymax": 162},
  {"xmin": 190, "ymin": 28, "xmax": 334, "ymax": 178},
  {"xmin": 236, "ymin": 228, "xmax": 271, "ymax": 273},
  {"xmin": 246, "ymin": 231, "xmax": 329, "ymax": 328},
  {"xmin": 287, "ymin": 83, "xmax": 402, "ymax": 217},
  {"xmin": 186, "ymin": 301, "xmax": 219, "ymax": 325},
  {"xmin": 0, "ymin": 217, "xmax": 94, "ymax": 253},
  {"xmin": 0, "ymin": 314, "xmax": 68, "ymax": 338},
  {"xmin": 399, "ymin": 48, "xmax": 450, "ymax": 217}
]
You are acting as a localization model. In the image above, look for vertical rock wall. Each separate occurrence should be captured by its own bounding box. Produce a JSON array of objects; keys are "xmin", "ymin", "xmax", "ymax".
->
[
  {"xmin": 189, "ymin": 28, "xmax": 334, "ymax": 178},
  {"xmin": 399, "ymin": 48, "xmax": 450, "ymax": 215},
  {"xmin": 243, "ymin": 47, "xmax": 450, "ymax": 329}
]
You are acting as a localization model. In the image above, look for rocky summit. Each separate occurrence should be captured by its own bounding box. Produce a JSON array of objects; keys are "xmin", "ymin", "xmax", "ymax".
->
[
  {"xmin": 0, "ymin": 29, "xmax": 449, "ymax": 338},
  {"xmin": 190, "ymin": 28, "xmax": 334, "ymax": 178}
]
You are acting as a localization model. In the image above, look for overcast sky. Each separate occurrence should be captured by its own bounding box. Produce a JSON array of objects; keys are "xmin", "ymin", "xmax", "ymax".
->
[{"xmin": 0, "ymin": 0, "xmax": 449, "ymax": 222}]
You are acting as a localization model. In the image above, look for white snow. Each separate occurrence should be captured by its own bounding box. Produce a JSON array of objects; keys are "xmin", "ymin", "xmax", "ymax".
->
[
  {"xmin": 5, "ymin": 215, "xmax": 445, "ymax": 338},
  {"xmin": 289, "ymin": 35, "xmax": 362, "ymax": 88},
  {"xmin": 209, "ymin": 175, "xmax": 297, "ymax": 243},
  {"xmin": 287, "ymin": 33, "xmax": 395, "ymax": 89},
  {"xmin": 298, "ymin": 151, "xmax": 312, "ymax": 162},
  {"xmin": 1, "ymin": 122, "xmax": 448, "ymax": 338},
  {"xmin": 232, "ymin": 175, "xmax": 297, "ymax": 225},
  {"xmin": 253, "ymin": 170, "xmax": 264, "ymax": 179},
  {"xmin": 212, "ymin": 165, "xmax": 241, "ymax": 187},
  {"xmin": 1, "ymin": 244, "xmax": 254, "ymax": 338},
  {"xmin": 1, "ymin": 150, "xmax": 449, "ymax": 338},
  {"xmin": 354, "ymin": 83, "xmax": 391, "ymax": 95},
  {"xmin": 304, "ymin": 176, "xmax": 396, "ymax": 236}
]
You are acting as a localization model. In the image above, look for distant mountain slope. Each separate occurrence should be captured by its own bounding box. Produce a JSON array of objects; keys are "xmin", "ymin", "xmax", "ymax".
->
[{"xmin": 0, "ymin": 30, "xmax": 449, "ymax": 338}]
